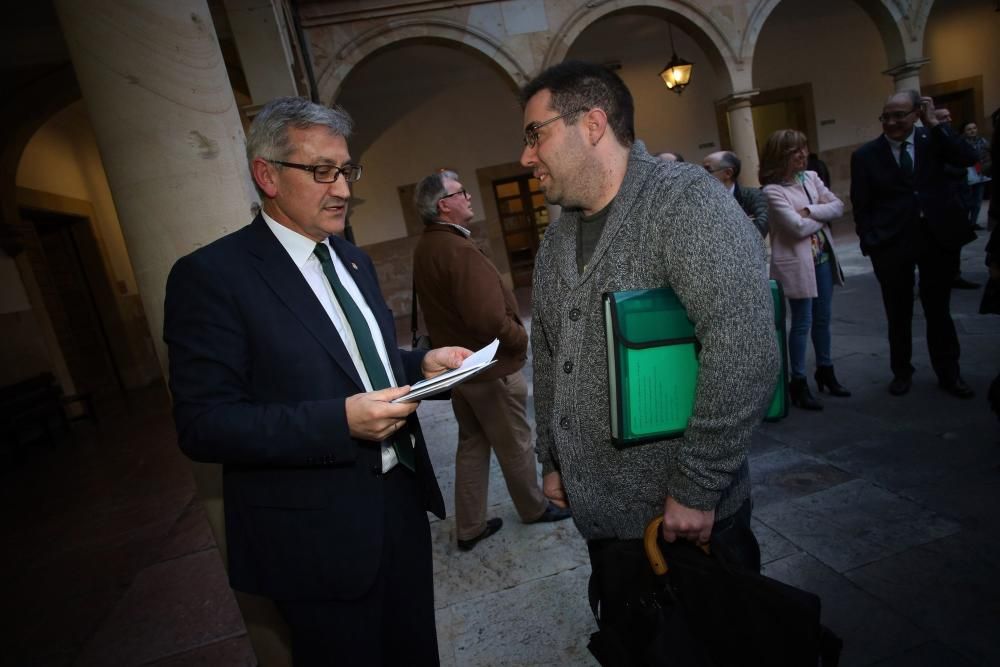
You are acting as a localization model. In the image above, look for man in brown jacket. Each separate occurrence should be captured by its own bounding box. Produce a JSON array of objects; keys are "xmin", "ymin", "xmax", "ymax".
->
[{"xmin": 413, "ymin": 170, "xmax": 571, "ymax": 551}]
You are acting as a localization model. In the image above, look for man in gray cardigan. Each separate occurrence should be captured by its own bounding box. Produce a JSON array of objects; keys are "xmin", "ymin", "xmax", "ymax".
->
[{"xmin": 519, "ymin": 61, "xmax": 778, "ymax": 621}]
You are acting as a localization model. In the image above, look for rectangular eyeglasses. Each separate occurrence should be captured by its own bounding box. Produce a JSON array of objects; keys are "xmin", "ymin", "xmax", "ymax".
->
[{"xmin": 267, "ymin": 160, "xmax": 363, "ymax": 183}]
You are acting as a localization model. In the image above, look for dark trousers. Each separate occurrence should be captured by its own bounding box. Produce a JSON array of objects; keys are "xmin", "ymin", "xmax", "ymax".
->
[
  {"xmin": 869, "ymin": 224, "xmax": 961, "ymax": 384},
  {"xmin": 275, "ymin": 467, "xmax": 439, "ymax": 666}
]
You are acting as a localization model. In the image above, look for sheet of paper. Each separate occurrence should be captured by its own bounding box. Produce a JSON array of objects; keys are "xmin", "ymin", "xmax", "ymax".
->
[
  {"xmin": 391, "ymin": 338, "xmax": 500, "ymax": 403},
  {"xmin": 408, "ymin": 338, "xmax": 499, "ymax": 390}
]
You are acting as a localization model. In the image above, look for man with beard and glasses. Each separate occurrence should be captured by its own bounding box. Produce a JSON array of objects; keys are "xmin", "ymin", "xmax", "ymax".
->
[{"xmin": 518, "ymin": 61, "xmax": 779, "ymax": 636}]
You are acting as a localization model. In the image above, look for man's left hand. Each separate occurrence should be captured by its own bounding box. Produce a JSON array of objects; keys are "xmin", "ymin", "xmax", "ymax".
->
[
  {"xmin": 421, "ymin": 346, "xmax": 472, "ymax": 379},
  {"xmin": 661, "ymin": 496, "xmax": 715, "ymax": 545}
]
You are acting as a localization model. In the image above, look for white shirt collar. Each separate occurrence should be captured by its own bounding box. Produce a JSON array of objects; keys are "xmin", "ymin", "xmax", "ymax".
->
[
  {"xmin": 262, "ymin": 210, "xmax": 328, "ymax": 267},
  {"xmin": 885, "ymin": 129, "xmax": 916, "ymax": 150},
  {"xmin": 726, "ymin": 183, "xmax": 736, "ymax": 195},
  {"xmin": 432, "ymin": 221, "xmax": 472, "ymax": 238}
]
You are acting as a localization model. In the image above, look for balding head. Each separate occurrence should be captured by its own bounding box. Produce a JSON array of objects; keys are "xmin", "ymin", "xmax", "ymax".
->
[{"xmin": 703, "ymin": 151, "xmax": 740, "ymax": 186}]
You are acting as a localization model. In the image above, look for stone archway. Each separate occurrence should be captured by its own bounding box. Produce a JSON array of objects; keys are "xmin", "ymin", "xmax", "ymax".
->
[
  {"xmin": 543, "ymin": 0, "xmax": 742, "ymax": 91},
  {"xmin": 314, "ymin": 17, "xmax": 529, "ymax": 105},
  {"xmin": 744, "ymin": 0, "xmax": 914, "ymax": 68}
]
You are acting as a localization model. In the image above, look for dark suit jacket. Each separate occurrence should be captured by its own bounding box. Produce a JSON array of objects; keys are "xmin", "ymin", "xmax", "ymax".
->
[
  {"xmin": 733, "ymin": 183, "xmax": 770, "ymax": 238},
  {"xmin": 163, "ymin": 215, "xmax": 445, "ymax": 601},
  {"xmin": 850, "ymin": 124, "xmax": 977, "ymax": 255}
]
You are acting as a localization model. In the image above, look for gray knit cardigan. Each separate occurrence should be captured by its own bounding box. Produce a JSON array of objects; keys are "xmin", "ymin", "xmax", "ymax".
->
[{"xmin": 531, "ymin": 141, "xmax": 779, "ymax": 541}]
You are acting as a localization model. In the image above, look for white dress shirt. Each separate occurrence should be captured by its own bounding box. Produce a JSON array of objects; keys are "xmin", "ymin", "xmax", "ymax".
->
[
  {"xmin": 263, "ymin": 212, "xmax": 403, "ymax": 471},
  {"xmin": 885, "ymin": 130, "xmax": 916, "ymax": 168}
]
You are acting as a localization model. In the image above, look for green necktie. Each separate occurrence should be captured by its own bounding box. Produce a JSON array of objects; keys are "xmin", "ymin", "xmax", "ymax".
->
[
  {"xmin": 899, "ymin": 140, "xmax": 913, "ymax": 176},
  {"xmin": 313, "ymin": 243, "xmax": 414, "ymax": 471}
]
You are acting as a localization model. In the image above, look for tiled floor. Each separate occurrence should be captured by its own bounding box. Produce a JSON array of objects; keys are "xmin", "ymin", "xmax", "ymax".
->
[{"xmin": 3, "ymin": 219, "xmax": 999, "ymax": 666}]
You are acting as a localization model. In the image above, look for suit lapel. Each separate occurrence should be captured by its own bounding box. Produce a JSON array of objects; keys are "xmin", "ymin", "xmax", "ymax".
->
[
  {"xmin": 875, "ymin": 135, "xmax": 910, "ymax": 181},
  {"xmin": 913, "ymin": 126, "xmax": 931, "ymax": 182},
  {"xmin": 245, "ymin": 217, "xmax": 365, "ymax": 390}
]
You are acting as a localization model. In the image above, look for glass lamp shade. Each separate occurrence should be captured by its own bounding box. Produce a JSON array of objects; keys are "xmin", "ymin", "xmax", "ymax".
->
[{"xmin": 659, "ymin": 54, "xmax": 693, "ymax": 94}]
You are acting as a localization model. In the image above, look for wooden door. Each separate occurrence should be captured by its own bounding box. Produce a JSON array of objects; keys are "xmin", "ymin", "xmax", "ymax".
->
[{"xmin": 492, "ymin": 175, "xmax": 550, "ymax": 288}]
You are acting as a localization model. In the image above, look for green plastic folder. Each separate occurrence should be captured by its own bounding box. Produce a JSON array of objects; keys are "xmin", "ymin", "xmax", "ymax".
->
[
  {"xmin": 765, "ymin": 280, "xmax": 789, "ymax": 422},
  {"xmin": 604, "ymin": 280, "xmax": 788, "ymax": 448}
]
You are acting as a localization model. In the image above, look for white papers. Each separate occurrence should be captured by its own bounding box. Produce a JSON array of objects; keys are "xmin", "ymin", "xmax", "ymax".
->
[{"xmin": 391, "ymin": 339, "xmax": 500, "ymax": 403}]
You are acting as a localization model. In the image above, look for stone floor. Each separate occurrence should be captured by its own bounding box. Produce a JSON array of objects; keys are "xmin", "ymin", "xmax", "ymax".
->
[{"xmin": 3, "ymin": 216, "xmax": 998, "ymax": 666}]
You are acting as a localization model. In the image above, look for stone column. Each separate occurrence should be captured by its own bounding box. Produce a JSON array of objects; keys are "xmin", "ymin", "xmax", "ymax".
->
[
  {"xmin": 723, "ymin": 92, "xmax": 761, "ymax": 187},
  {"xmin": 883, "ymin": 59, "xmax": 928, "ymax": 94},
  {"xmin": 52, "ymin": 1, "xmax": 287, "ymax": 664},
  {"xmin": 223, "ymin": 0, "xmax": 300, "ymax": 105}
]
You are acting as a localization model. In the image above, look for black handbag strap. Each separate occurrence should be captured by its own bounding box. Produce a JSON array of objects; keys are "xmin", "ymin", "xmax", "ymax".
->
[{"xmin": 411, "ymin": 277, "xmax": 419, "ymax": 342}]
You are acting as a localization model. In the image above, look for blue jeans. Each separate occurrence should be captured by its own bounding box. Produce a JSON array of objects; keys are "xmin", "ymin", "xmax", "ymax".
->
[
  {"xmin": 788, "ymin": 259, "xmax": 833, "ymax": 378},
  {"xmin": 968, "ymin": 181, "xmax": 985, "ymax": 226}
]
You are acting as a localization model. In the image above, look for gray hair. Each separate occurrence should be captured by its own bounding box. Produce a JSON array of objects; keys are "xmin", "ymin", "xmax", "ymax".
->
[
  {"xmin": 246, "ymin": 97, "xmax": 354, "ymax": 197},
  {"xmin": 887, "ymin": 89, "xmax": 920, "ymax": 109},
  {"xmin": 413, "ymin": 170, "xmax": 459, "ymax": 224},
  {"xmin": 717, "ymin": 151, "xmax": 741, "ymax": 179}
]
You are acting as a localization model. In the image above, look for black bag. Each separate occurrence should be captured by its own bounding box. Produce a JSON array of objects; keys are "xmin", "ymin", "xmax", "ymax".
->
[
  {"xmin": 411, "ymin": 278, "xmax": 432, "ymax": 350},
  {"xmin": 587, "ymin": 517, "xmax": 842, "ymax": 666},
  {"xmin": 980, "ymin": 278, "xmax": 1000, "ymax": 315}
]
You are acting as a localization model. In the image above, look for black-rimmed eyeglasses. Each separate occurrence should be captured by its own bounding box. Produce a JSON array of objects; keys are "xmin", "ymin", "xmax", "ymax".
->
[
  {"xmin": 523, "ymin": 107, "xmax": 589, "ymax": 148},
  {"xmin": 878, "ymin": 109, "xmax": 917, "ymax": 123},
  {"xmin": 439, "ymin": 189, "xmax": 470, "ymax": 202},
  {"xmin": 267, "ymin": 159, "xmax": 363, "ymax": 183}
]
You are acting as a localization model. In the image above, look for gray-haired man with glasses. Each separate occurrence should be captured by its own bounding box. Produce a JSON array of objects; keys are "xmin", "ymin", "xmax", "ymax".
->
[
  {"xmin": 412, "ymin": 170, "xmax": 571, "ymax": 554},
  {"xmin": 164, "ymin": 97, "xmax": 470, "ymax": 665}
]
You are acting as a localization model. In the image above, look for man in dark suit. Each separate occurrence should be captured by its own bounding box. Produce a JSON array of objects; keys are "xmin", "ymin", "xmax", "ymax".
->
[
  {"xmin": 163, "ymin": 97, "xmax": 469, "ymax": 665},
  {"xmin": 851, "ymin": 90, "xmax": 977, "ymax": 398},
  {"xmin": 702, "ymin": 150, "xmax": 769, "ymax": 238}
]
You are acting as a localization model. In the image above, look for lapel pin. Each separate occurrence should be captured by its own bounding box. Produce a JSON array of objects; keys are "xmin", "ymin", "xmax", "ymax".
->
[{"xmin": 351, "ymin": 262, "xmax": 358, "ymax": 270}]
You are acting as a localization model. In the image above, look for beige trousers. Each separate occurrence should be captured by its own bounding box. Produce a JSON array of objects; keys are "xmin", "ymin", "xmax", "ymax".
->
[{"xmin": 451, "ymin": 370, "xmax": 547, "ymax": 540}]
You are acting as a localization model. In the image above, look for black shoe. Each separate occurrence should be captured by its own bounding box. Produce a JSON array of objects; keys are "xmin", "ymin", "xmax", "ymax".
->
[
  {"xmin": 790, "ymin": 376, "xmax": 823, "ymax": 410},
  {"xmin": 528, "ymin": 501, "xmax": 572, "ymax": 524},
  {"xmin": 457, "ymin": 518, "xmax": 503, "ymax": 551},
  {"xmin": 889, "ymin": 375, "xmax": 911, "ymax": 396},
  {"xmin": 939, "ymin": 378, "xmax": 975, "ymax": 399},
  {"xmin": 815, "ymin": 365, "xmax": 851, "ymax": 397},
  {"xmin": 972, "ymin": 223, "xmax": 985, "ymax": 231},
  {"xmin": 951, "ymin": 277, "xmax": 980, "ymax": 290}
]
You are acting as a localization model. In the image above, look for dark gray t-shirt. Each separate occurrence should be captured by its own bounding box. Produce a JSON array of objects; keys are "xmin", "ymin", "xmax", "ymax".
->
[{"xmin": 577, "ymin": 200, "xmax": 614, "ymax": 274}]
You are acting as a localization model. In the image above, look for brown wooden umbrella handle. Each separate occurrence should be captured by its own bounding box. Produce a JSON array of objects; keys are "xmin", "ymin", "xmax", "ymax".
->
[
  {"xmin": 644, "ymin": 515, "xmax": 712, "ymax": 576},
  {"xmin": 644, "ymin": 516, "xmax": 669, "ymax": 575}
]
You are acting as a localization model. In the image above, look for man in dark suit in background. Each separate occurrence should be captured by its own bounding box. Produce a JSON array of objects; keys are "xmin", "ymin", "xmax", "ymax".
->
[
  {"xmin": 702, "ymin": 150, "xmax": 769, "ymax": 238},
  {"xmin": 851, "ymin": 90, "xmax": 978, "ymax": 398},
  {"xmin": 164, "ymin": 97, "xmax": 469, "ymax": 665}
]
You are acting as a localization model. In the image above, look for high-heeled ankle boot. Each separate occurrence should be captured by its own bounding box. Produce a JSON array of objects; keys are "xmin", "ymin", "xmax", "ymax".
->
[
  {"xmin": 815, "ymin": 365, "xmax": 851, "ymax": 397},
  {"xmin": 790, "ymin": 376, "xmax": 823, "ymax": 410}
]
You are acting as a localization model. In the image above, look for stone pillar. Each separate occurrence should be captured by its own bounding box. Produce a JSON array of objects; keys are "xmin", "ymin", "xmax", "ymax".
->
[
  {"xmin": 883, "ymin": 59, "xmax": 928, "ymax": 94},
  {"xmin": 223, "ymin": 0, "xmax": 300, "ymax": 105},
  {"xmin": 52, "ymin": 1, "xmax": 288, "ymax": 664},
  {"xmin": 723, "ymin": 92, "xmax": 761, "ymax": 187}
]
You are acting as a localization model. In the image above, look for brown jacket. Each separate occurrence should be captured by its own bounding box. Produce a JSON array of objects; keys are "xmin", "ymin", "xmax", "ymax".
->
[{"xmin": 413, "ymin": 224, "xmax": 527, "ymax": 381}]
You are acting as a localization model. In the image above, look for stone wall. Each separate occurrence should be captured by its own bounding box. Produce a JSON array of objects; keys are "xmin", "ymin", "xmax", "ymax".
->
[{"xmin": 362, "ymin": 218, "xmax": 496, "ymax": 330}]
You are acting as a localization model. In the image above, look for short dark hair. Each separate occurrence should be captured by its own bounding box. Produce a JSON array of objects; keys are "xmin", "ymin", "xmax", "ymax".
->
[
  {"xmin": 520, "ymin": 61, "xmax": 635, "ymax": 146},
  {"xmin": 718, "ymin": 151, "xmax": 741, "ymax": 179}
]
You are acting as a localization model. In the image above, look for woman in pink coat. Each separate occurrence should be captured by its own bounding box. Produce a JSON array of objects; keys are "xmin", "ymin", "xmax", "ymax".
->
[{"xmin": 760, "ymin": 129, "xmax": 850, "ymax": 410}]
